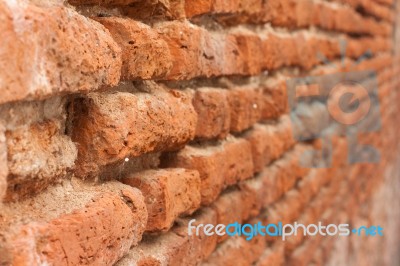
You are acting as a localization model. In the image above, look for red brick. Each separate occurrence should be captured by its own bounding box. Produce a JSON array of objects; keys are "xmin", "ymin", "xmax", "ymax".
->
[
  {"xmin": 0, "ymin": 1, "xmax": 121, "ymax": 105},
  {"xmin": 245, "ymin": 115, "xmax": 295, "ymax": 173},
  {"xmin": 239, "ymin": 173, "xmax": 266, "ymax": 221},
  {"xmin": 232, "ymin": 33, "xmax": 263, "ymax": 75},
  {"xmin": 211, "ymin": 190, "xmax": 243, "ymax": 242},
  {"xmin": 121, "ymin": 168, "xmax": 201, "ymax": 232},
  {"xmin": 155, "ymin": 21, "xmax": 206, "ymax": 80},
  {"xmin": 161, "ymin": 137, "xmax": 254, "ymax": 205},
  {"xmin": 221, "ymin": 34, "xmax": 247, "ymax": 75},
  {"xmin": 0, "ymin": 185, "xmax": 147, "ymax": 265},
  {"xmin": 228, "ymin": 87, "xmax": 263, "ymax": 132},
  {"xmin": 185, "ymin": 0, "xmax": 213, "ymax": 17},
  {"xmin": 261, "ymin": 77, "xmax": 288, "ymax": 120},
  {"xmin": 155, "ymin": 23, "xmax": 246, "ymax": 79},
  {"xmin": 188, "ymin": 0, "xmax": 391, "ymax": 37},
  {"xmin": 5, "ymin": 120, "xmax": 77, "ymax": 201},
  {"xmin": 192, "ymin": 88, "xmax": 231, "ymax": 139},
  {"xmin": 71, "ymin": 85, "xmax": 197, "ymax": 178},
  {"xmin": 265, "ymin": 189, "xmax": 303, "ymax": 224},
  {"xmin": 262, "ymin": 145, "xmax": 309, "ymax": 206},
  {"xmin": 172, "ymin": 208, "xmax": 218, "ymax": 261},
  {"xmin": 116, "ymin": 208, "xmax": 217, "ymax": 265},
  {"xmin": 96, "ymin": 17, "xmax": 172, "ymax": 80}
]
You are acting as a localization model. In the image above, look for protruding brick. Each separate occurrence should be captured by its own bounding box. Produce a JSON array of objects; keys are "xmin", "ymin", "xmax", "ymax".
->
[
  {"xmin": 162, "ymin": 136, "xmax": 254, "ymax": 205},
  {"xmin": 0, "ymin": 1, "xmax": 121, "ymax": 105},
  {"xmin": 121, "ymin": 168, "xmax": 201, "ymax": 232},
  {"xmin": 228, "ymin": 87, "xmax": 263, "ymax": 132},
  {"xmin": 0, "ymin": 183, "xmax": 147, "ymax": 266},
  {"xmin": 192, "ymin": 88, "xmax": 231, "ymax": 139},
  {"xmin": 5, "ymin": 120, "xmax": 77, "ymax": 201},
  {"xmin": 96, "ymin": 17, "xmax": 172, "ymax": 80},
  {"xmin": 71, "ymin": 84, "xmax": 197, "ymax": 178}
]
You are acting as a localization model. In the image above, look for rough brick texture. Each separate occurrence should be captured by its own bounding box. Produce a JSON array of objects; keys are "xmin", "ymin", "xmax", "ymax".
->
[
  {"xmin": 1, "ymin": 0, "xmax": 400, "ymax": 265},
  {"xmin": 0, "ymin": 1, "xmax": 121, "ymax": 105},
  {"xmin": 121, "ymin": 168, "xmax": 201, "ymax": 232}
]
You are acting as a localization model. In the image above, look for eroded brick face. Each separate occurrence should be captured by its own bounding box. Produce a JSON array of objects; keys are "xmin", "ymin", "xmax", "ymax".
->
[{"xmin": 0, "ymin": 0, "xmax": 400, "ymax": 265}]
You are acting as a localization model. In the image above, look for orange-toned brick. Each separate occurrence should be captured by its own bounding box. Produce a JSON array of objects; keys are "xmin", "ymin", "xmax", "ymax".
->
[
  {"xmin": 0, "ymin": 1, "xmax": 121, "ymax": 105},
  {"xmin": 192, "ymin": 88, "xmax": 231, "ymax": 139},
  {"xmin": 162, "ymin": 137, "xmax": 254, "ymax": 205},
  {"xmin": 96, "ymin": 17, "xmax": 172, "ymax": 80},
  {"xmin": 228, "ymin": 87, "xmax": 263, "ymax": 132},
  {"xmin": 121, "ymin": 168, "xmax": 201, "ymax": 232},
  {"xmin": 0, "ymin": 187, "xmax": 147, "ymax": 265},
  {"xmin": 116, "ymin": 208, "xmax": 217, "ymax": 265},
  {"xmin": 5, "ymin": 120, "xmax": 77, "ymax": 201},
  {"xmin": 261, "ymin": 77, "xmax": 288, "ymax": 120},
  {"xmin": 71, "ymin": 85, "xmax": 197, "ymax": 178},
  {"xmin": 245, "ymin": 116, "xmax": 295, "ymax": 173}
]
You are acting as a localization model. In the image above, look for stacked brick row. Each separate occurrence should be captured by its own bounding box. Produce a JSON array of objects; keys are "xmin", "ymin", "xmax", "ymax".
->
[{"xmin": 0, "ymin": 0, "xmax": 399, "ymax": 265}]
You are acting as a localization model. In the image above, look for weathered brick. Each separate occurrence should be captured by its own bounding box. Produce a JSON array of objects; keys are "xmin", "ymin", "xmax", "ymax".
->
[
  {"xmin": 153, "ymin": 22, "xmax": 255, "ymax": 79},
  {"xmin": 161, "ymin": 136, "xmax": 254, "ymax": 205},
  {"xmin": 71, "ymin": 84, "xmax": 197, "ymax": 178},
  {"xmin": 244, "ymin": 115, "xmax": 295, "ymax": 173},
  {"xmin": 238, "ymin": 173, "xmax": 266, "ymax": 221},
  {"xmin": 211, "ymin": 190, "xmax": 243, "ymax": 242},
  {"xmin": 121, "ymin": 168, "xmax": 201, "ymax": 232},
  {"xmin": 155, "ymin": 21, "xmax": 206, "ymax": 80},
  {"xmin": 192, "ymin": 88, "xmax": 231, "ymax": 139},
  {"xmin": 261, "ymin": 77, "xmax": 288, "ymax": 120},
  {"xmin": 185, "ymin": 0, "xmax": 213, "ymax": 17},
  {"xmin": 116, "ymin": 208, "xmax": 217, "ymax": 266},
  {"xmin": 0, "ymin": 1, "xmax": 121, "ymax": 105},
  {"xmin": 228, "ymin": 86, "xmax": 263, "ymax": 132},
  {"xmin": 172, "ymin": 208, "xmax": 218, "ymax": 261},
  {"xmin": 193, "ymin": 0, "xmax": 392, "ymax": 37},
  {"xmin": 96, "ymin": 17, "xmax": 172, "ymax": 80},
  {"xmin": 5, "ymin": 120, "xmax": 77, "ymax": 201},
  {"xmin": 232, "ymin": 33, "xmax": 263, "ymax": 75},
  {"xmin": 0, "ymin": 182, "xmax": 147, "ymax": 265},
  {"xmin": 263, "ymin": 145, "xmax": 310, "ymax": 206}
]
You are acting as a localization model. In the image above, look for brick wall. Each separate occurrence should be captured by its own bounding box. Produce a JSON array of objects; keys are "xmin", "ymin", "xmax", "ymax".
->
[{"xmin": 0, "ymin": 0, "xmax": 400, "ymax": 265}]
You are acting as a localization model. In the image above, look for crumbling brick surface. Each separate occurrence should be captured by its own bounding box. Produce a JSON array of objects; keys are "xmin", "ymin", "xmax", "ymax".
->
[{"xmin": 0, "ymin": 0, "xmax": 400, "ymax": 265}]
